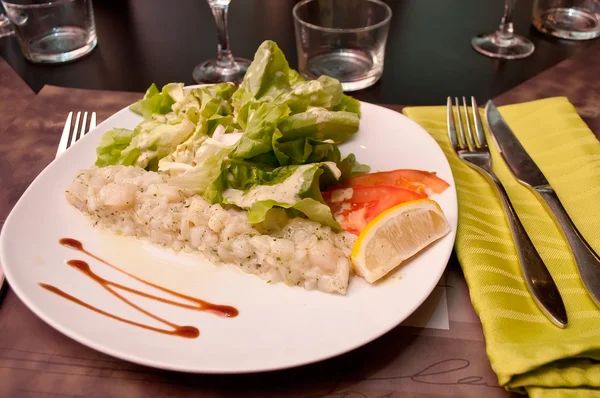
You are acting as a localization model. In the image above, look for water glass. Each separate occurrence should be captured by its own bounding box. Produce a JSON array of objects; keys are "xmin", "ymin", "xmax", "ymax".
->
[
  {"xmin": 2, "ymin": 0, "xmax": 97, "ymax": 63},
  {"xmin": 293, "ymin": 0, "xmax": 392, "ymax": 92},
  {"xmin": 533, "ymin": 0, "xmax": 600, "ymax": 40},
  {"xmin": 0, "ymin": 13, "xmax": 14, "ymax": 37}
]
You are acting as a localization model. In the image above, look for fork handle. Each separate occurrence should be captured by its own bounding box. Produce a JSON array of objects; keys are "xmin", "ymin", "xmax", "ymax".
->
[
  {"xmin": 479, "ymin": 169, "xmax": 567, "ymax": 327},
  {"xmin": 534, "ymin": 187, "xmax": 600, "ymax": 307}
]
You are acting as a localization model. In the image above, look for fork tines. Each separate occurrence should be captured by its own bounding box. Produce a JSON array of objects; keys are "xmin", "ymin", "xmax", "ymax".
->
[
  {"xmin": 447, "ymin": 96, "xmax": 487, "ymax": 151},
  {"xmin": 56, "ymin": 111, "xmax": 97, "ymax": 157}
]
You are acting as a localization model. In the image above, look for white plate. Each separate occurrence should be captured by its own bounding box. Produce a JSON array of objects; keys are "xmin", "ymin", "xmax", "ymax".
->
[{"xmin": 0, "ymin": 101, "xmax": 457, "ymax": 373}]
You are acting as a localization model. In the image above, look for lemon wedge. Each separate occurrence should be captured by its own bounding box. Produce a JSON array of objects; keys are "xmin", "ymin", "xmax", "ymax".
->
[{"xmin": 351, "ymin": 199, "xmax": 451, "ymax": 283}]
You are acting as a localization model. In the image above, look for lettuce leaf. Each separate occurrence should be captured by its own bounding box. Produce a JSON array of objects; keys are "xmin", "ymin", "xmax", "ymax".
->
[
  {"xmin": 344, "ymin": 153, "xmax": 371, "ymax": 177},
  {"xmin": 230, "ymin": 102, "xmax": 290, "ymax": 160},
  {"xmin": 118, "ymin": 118, "xmax": 195, "ymax": 170},
  {"xmin": 332, "ymin": 94, "xmax": 361, "ymax": 116},
  {"xmin": 232, "ymin": 41, "xmax": 351, "ymax": 114},
  {"xmin": 190, "ymin": 83, "xmax": 236, "ymax": 118},
  {"xmin": 158, "ymin": 119, "xmax": 208, "ymax": 167},
  {"xmin": 246, "ymin": 198, "xmax": 340, "ymax": 230},
  {"xmin": 94, "ymin": 119, "xmax": 195, "ymax": 170},
  {"xmin": 240, "ymin": 40, "xmax": 294, "ymax": 100},
  {"xmin": 129, "ymin": 83, "xmax": 183, "ymax": 119},
  {"xmin": 167, "ymin": 126, "xmax": 243, "ymax": 191},
  {"xmin": 159, "ymin": 83, "xmax": 238, "ymax": 166},
  {"xmin": 220, "ymin": 162, "xmax": 342, "ymax": 229},
  {"xmin": 280, "ymin": 75, "xmax": 343, "ymax": 113},
  {"xmin": 278, "ymin": 107, "xmax": 359, "ymax": 143},
  {"xmin": 272, "ymin": 129, "xmax": 312, "ymax": 165},
  {"xmin": 95, "ymin": 128, "xmax": 137, "ymax": 167}
]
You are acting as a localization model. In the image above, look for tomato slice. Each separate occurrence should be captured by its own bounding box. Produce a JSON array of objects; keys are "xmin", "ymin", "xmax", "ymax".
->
[
  {"xmin": 338, "ymin": 169, "xmax": 450, "ymax": 196},
  {"xmin": 323, "ymin": 185, "xmax": 425, "ymax": 235}
]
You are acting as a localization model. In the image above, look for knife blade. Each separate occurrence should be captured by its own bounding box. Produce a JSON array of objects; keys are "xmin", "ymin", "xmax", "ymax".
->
[{"xmin": 486, "ymin": 100, "xmax": 600, "ymax": 308}]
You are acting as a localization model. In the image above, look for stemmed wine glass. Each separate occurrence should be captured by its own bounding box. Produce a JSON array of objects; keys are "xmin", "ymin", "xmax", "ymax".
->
[
  {"xmin": 471, "ymin": 0, "xmax": 535, "ymax": 59},
  {"xmin": 192, "ymin": 0, "xmax": 251, "ymax": 84}
]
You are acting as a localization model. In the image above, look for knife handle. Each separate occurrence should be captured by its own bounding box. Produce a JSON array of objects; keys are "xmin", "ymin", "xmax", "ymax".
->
[
  {"xmin": 479, "ymin": 170, "xmax": 568, "ymax": 327},
  {"xmin": 535, "ymin": 187, "xmax": 600, "ymax": 307}
]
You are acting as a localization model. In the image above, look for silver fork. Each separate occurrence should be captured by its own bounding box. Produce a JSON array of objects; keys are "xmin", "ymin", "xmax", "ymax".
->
[
  {"xmin": 447, "ymin": 96, "xmax": 567, "ymax": 328},
  {"xmin": 0, "ymin": 111, "xmax": 98, "ymax": 302},
  {"xmin": 56, "ymin": 111, "xmax": 97, "ymax": 157}
]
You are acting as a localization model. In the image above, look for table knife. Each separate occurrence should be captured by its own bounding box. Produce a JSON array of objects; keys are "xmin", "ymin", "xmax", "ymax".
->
[{"xmin": 486, "ymin": 100, "xmax": 600, "ymax": 307}]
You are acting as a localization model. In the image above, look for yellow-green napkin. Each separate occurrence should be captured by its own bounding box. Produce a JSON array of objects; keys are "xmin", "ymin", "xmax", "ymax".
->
[{"xmin": 403, "ymin": 97, "xmax": 600, "ymax": 397}]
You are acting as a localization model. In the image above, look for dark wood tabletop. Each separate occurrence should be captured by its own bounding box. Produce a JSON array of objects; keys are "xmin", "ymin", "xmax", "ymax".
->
[{"xmin": 0, "ymin": 0, "xmax": 597, "ymax": 105}]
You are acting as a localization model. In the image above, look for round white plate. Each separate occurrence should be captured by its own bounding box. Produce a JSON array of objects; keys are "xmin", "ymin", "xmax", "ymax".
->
[{"xmin": 0, "ymin": 100, "xmax": 457, "ymax": 373}]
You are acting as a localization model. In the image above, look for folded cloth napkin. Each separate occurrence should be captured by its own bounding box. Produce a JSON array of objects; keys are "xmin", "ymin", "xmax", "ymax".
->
[{"xmin": 404, "ymin": 97, "xmax": 600, "ymax": 398}]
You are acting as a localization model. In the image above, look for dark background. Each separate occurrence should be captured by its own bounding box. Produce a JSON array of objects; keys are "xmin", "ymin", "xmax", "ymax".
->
[{"xmin": 0, "ymin": 0, "xmax": 597, "ymax": 105}]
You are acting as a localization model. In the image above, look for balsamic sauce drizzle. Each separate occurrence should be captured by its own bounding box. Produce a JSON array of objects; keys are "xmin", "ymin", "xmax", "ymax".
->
[{"xmin": 39, "ymin": 238, "xmax": 238, "ymax": 339}]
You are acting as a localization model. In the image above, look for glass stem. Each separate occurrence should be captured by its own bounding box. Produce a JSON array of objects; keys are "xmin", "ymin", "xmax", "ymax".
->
[
  {"xmin": 497, "ymin": 0, "xmax": 515, "ymax": 42},
  {"xmin": 210, "ymin": 4, "xmax": 236, "ymax": 67}
]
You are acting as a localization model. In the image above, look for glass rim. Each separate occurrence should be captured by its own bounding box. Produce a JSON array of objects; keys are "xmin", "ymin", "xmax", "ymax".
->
[
  {"xmin": 1, "ymin": 0, "xmax": 75, "ymax": 8},
  {"xmin": 292, "ymin": 0, "xmax": 392, "ymax": 33}
]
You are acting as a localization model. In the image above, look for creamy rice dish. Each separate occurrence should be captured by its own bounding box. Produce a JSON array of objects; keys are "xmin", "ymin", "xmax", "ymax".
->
[{"xmin": 66, "ymin": 166, "xmax": 355, "ymax": 294}]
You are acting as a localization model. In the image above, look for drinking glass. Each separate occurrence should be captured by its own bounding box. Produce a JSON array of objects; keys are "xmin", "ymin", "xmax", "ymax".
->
[
  {"xmin": 0, "ymin": 13, "xmax": 14, "ymax": 38},
  {"xmin": 1, "ymin": 0, "xmax": 97, "ymax": 63},
  {"xmin": 192, "ymin": 0, "xmax": 251, "ymax": 84},
  {"xmin": 293, "ymin": 0, "xmax": 392, "ymax": 92},
  {"xmin": 533, "ymin": 0, "xmax": 600, "ymax": 40},
  {"xmin": 472, "ymin": 0, "xmax": 535, "ymax": 59}
]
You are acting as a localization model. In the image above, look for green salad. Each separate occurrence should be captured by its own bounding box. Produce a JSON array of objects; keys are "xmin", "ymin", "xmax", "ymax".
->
[{"xmin": 94, "ymin": 40, "xmax": 369, "ymax": 230}]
